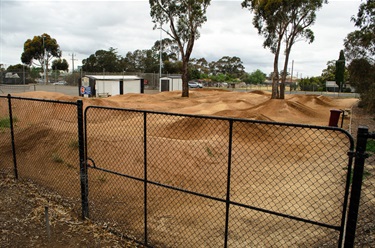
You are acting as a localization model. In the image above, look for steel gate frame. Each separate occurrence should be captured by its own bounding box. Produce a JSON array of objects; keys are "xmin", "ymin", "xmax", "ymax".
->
[{"xmin": 81, "ymin": 105, "xmax": 356, "ymax": 247}]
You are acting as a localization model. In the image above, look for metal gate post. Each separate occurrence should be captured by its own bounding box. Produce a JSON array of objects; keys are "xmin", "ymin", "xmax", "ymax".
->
[
  {"xmin": 7, "ymin": 94, "xmax": 18, "ymax": 179},
  {"xmin": 344, "ymin": 126, "xmax": 369, "ymax": 247},
  {"xmin": 77, "ymin": 99, "xmax": 89, "ymax": 219}
]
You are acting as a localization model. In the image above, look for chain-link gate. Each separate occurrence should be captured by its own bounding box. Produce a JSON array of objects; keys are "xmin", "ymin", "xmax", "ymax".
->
[
  {"xmin": 2, "ymin": 95, "xmax": 373, "ymax": 247},
  {"xmin": 83, "ymin": 105, "xmax": 355, "ymax": 247}
]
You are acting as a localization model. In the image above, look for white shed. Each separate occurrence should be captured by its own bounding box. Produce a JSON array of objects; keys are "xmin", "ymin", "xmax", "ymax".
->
[
  {"xmin": 159, "ymin": 76, "xmax": 182, "ymax": 92},
  {"xmin": 80, "ymin": 75, "xmax": 144, "ymax": 97}
]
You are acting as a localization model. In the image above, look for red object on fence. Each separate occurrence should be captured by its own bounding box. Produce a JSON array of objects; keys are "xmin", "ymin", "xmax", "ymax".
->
[{"xmin": 329, "ymin": 109, "xmax": 342, "ymax": 127}]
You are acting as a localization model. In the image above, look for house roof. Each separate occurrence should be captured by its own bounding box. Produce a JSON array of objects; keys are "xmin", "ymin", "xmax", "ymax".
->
[
  {"xmin": 84, "ymin": 75, "xmax": 141, "ymax": 80},
  {"xmin": 326, "ymin": 81, "xmax": 338, "ymax": 87}
]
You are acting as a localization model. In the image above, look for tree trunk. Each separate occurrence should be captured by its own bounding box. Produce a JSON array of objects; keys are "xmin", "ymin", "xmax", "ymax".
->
[
  {"xmin": 181, "ymin": 58, "xmax": 189, "ymax": 97},
  {"xmin": 280, "ymin": 52, "xmax": 289, "ymax": 100},
  {"xmin": 271, "ymin": 32, "xmax": 284, "ymax": 99},
  {"xmin": 46, "ymin": 62, "xmax": 49, "ymax": 85}
]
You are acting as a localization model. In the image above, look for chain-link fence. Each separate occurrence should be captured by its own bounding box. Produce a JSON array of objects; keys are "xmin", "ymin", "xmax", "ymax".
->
[
  {"xmin": 0, "ymin": 95, "xmax": 82, "ymax": 213},
  {"xmin": 351, "ymin": 128, "xmax": 375, "ymax": 247},
  {"xmin": 1, "ymin": 95, "xmax": 374, "ymax": 247}
]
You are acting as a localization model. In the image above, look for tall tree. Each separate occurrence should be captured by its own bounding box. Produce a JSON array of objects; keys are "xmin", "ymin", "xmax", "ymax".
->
[
  {"xmin": 21, "ymin": 33, "xmax": 61, "ymax": 84},
  {"xmin": 321, "ymin": 60, "xmax": 336, "ymax": 82},
  {"xmin": 149, "ymin": 0, "xmax": 211, "ymax": 97},
  {"xmin": 213, "ymin": 56, "xmax": 245, "ymax": 78},
  {"xmin": 82, "ymin": 47, "xmax": 121, "ymax": 72},
  {"xmin": 52, "ymin": 58, "xmax": 69, "ymax": 72},
  {"xmin": 335, "ymin": 50, "xmax": 345, "ymax": 92},
  {"xmin": 242, "ymin": 0, "xmax": 289, "ymax": 99},
  {"xmin": 344, "ymin": 0, "xmax": 374, "ymax": 62},
  {"xmin": 242, "ymin": 0, "xmax": 326, "ymax": 99},
  {"xmin": 279, "ymin": 0, "xmax": 326, "ymax": 99},
  {"xmin": 344, "ymin": 0, "xmax": 375, "ymax": 112}
]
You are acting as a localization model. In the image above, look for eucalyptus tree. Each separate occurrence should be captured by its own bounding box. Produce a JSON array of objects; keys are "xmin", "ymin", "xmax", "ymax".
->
[
  {"xmin": 242, "ymin": 0, "xmax": 289, "ymax": 98},
  {"xmin": 242, "ymin": 0, "xmax": 327, "ymax": 99},
  {"xmin": 344, "ymin": 0, "xmax": 375, "ymax": 112},
  {"xmin": 82, "ymin": 47, "xmax": 122, "ymax": 72},
  {"xmin": 214, "ymin": 56, "xmax": 246, "ymax": 78},
  {"xmin": 344, "ymin": 0, "xmax": 374, "ymax": 62},
  {"xmin": 52, "ymin": 58, "xmax": 69, "ymax": 72},
  {"xmin": 278, "ymin": 0, "xmax": 326, "ymax": 98},
  {"xmin": 152, "ymin": 38, "xmax": 180, "ymax": 62},
  {"xmin": 21, "ymin": 33, "xmax": 61, "ymax": 84},
  {"xmin": 149, "ymin": 0, "xmax": 211, "ymax": 97}
]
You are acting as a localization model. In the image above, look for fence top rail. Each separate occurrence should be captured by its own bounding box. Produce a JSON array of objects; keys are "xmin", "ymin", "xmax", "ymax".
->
[
  {"xmin": 1, "ymin": 94, "xmax": 79, "ymax": 106},
  {"xmin": 85, "ymin": 105, "xmax": 355, "ymax": 149}
]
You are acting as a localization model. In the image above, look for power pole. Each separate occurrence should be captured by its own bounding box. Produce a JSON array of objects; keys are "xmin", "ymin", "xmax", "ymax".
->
[{"xmin": 69, "ymin": 53, "xmax": 78, "ymax": 85}]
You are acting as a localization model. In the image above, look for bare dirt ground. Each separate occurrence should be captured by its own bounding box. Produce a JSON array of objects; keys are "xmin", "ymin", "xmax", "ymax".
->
[{"xmin": 0, "ymin": 89, "xmax": 373, "ymax": 247}]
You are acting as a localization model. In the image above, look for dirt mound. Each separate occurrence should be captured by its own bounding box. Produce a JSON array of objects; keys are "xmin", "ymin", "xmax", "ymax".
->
[
  {"xmin": 10, "ymin": 90, "xmax": 358, "ymax": 126},
  {"xmin": 250, "ymin": 90, "xmax": 271, "ymax": 95}
]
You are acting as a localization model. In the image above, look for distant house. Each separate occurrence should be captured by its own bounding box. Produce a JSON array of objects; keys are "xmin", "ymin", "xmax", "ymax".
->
[
  {"xmin": 80, "ymin": 75, "xmax": 144, "ymax": 97},
  {"xmin": 326, "ymin": 81, "xmax": 339, "ymax": 92},
  {"xmin": 3, "ymin": 72, "xmax": 22, "ymax": 84}
]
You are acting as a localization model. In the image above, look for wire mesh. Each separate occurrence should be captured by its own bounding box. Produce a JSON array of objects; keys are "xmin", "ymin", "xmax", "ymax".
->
[
  {"xmin": 84, "ymin": 106, "xmax": 354, "ymax": 247},
  {"xmin": 0, "ymin": 97, "xmax": 81, "ymax": 213},
  {"xmin": 356, "ymin": 137, "xmax": 375, "ymax": 247},
  {"xmin": 0, "ymin": 96, "xmax": 13, "ymax": 175}
]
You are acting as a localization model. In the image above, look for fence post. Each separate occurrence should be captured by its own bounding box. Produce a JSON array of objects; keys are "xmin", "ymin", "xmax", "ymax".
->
[
  {"xmin": 7, "ymin": 94, "xmax": 18, "ymax": 179},
  {"xmin": 344, "ymin": 126, "xmax": 369, "ymax": 247},
  {"xmin": 77, "ymin": 99, "xmax": 89, "ymax": 219}
]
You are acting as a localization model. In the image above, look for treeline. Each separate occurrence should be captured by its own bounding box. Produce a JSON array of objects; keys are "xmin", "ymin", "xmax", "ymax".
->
[{"xmin": 81, "ymin": 39, "xmax": 267, "ymax": 84}]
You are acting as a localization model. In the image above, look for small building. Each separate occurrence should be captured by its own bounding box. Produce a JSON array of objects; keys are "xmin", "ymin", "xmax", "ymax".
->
[
  {"xmin": 159, "ymin": 75, "xmax": 182, "ymax": 92},
  {"xmin": 326, "ymin": 81, "xmax": 339, "ymax": 92},
  {"xmin": 80, "ymin": 75, "xmax": 144, "ymax": 97},
  {"xmin": 3, "ymin": 72, "xmax": 22, "ymax": 84}
]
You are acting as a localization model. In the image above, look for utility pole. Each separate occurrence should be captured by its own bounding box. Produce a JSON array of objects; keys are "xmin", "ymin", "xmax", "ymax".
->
[
  {"xmin": 158, "ymin": 25, "xmax": 163, "ymax": 79},
  {"xmin": 291, "ymin": 60, "xmax": 294, "ymax": 82},
  {"xmin": 69, "ymin": 53, "xmax": 77, "ymax": 85},
  {"xmin": 42, "ymin": 35, "xmax": 46, "ymax": 84}
]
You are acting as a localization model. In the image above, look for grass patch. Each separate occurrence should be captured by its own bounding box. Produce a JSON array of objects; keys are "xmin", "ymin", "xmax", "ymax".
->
[
  {"xmin": 68, "ymin": 139, "xmax": 79, "ymax": 150},
  {"xmin": 52, "ymin": 153, "xmax": 64, "ymax": 164},
  {"xmin": 0, "ymin": 116, "xmax": 18, "ymax": 128}
]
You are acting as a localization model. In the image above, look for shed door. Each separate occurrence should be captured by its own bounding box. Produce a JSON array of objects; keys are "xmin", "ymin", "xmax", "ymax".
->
[
  {"xmin": 119, "ymin": 80, "xmax": 124, "ymax": 95},
  {"xmin": 161, "ymin": 80, "xmax": 169, "ymax": 92}
]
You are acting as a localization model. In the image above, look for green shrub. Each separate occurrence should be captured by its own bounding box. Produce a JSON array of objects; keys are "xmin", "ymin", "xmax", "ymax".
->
[{"xmin": 367, "ymin": 139, "xmax": 375, "ymax": 154}]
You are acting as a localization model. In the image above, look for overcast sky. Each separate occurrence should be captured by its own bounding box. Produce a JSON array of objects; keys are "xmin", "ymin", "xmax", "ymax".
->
[{"xmin": 0, "ymin": 0, "xmax": 361, "ymax": 77}]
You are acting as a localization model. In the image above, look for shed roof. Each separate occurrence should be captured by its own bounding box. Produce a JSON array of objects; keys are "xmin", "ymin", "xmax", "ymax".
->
[
  {"xmin": 160, "ymin": 75, "xmax": 182, "ymax": 79},
  {"xmin": 85, "ymin": 75, "xmax": 141, "ymax": 80}
]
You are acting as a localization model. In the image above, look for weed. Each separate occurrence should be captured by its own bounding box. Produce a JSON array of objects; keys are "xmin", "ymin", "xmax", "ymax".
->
[
  {"xmin": 206, "ymin": 147, "xmax": 214, "ymax": 157},
  {"xmin": 52, "ymin": 153, "xmax": 64, "ymax": 163},
  {"xmin": 68, "ymin": 140, "xmax": 79, "ymax": 150},
  {"xmin": 65, "ymin": 163, "xmax": 75, "ymax": 169},
  {"xmin": 97, "ymin": 175, "xmax": 107, "ymax": 183}
]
